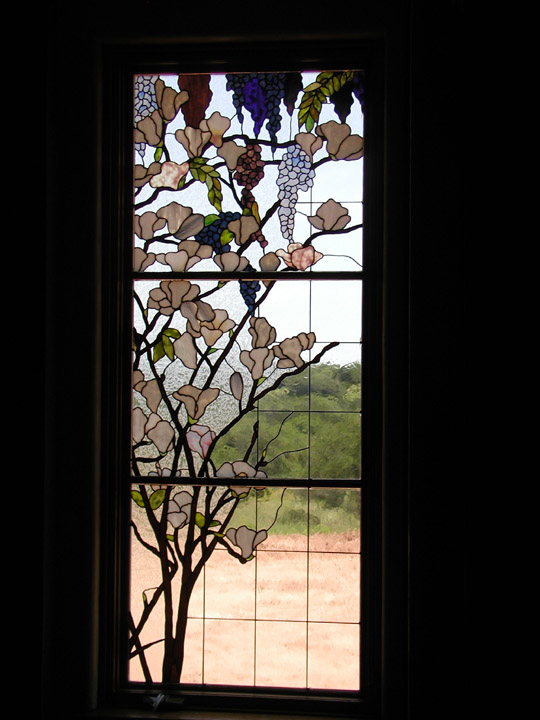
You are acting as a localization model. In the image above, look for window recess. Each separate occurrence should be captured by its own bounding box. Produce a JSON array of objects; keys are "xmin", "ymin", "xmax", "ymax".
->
[{"xmin": 100, "ymin": 47, "xmax": 383, "ymax": 718}]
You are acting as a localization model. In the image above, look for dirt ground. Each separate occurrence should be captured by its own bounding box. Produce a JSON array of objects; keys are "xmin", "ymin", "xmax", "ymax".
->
[{"xmin": 129, "ymin": 532, "xmax": 360, "ymax": 690}]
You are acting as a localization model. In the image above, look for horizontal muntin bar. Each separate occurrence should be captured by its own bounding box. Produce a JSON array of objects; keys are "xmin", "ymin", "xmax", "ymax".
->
[
  {"xmin": 133, "ymin": 270, "xmax": 363, "ymax": 282},
  {"xmin": 129, "ymin": 478, "xmax": 362, "ymax": 488}
]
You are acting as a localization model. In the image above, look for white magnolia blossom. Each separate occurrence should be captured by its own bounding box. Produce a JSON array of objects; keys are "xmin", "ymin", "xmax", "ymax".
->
[
  {"xmin": 167, "ymin": 491, "xmax": 193, "ymax": 529},
  {"xmin": 225, "ymin": 526, "xmax": 268, "ymax": 559}
]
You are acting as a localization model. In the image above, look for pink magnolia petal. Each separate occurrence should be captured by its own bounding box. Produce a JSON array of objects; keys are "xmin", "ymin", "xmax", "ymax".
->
[
  {"xmin": 149, "ymin": 161, "xmax": 190, "ymax": 189},
  {"xmin": 147, "ymin": 419, "xmax": 175, "ymax": 453},
  {"xmin": 290, "ymin": 245, "xmax": 323, "ymax": 270},
  {"xmin": 173, "ymin": 332, "xmax": 198, "ymax": 369},
  {"xmin": 132, "ymin": 407, "xmax": 147, "ymax": 443}
]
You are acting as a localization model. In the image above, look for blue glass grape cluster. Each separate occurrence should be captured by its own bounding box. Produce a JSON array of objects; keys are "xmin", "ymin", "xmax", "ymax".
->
[
  {"xmin": 226, "ymin": 72, "xmax": 287, "ymax": 143},
  {"xmin": 194, "ymin": 211, "xmax": 241, "ymax": 253},
  {"xmin": 194, "ymin": 211, "xmax": 260, "ymax": 312},
  {"xmin": 239, "ymin": 274, "xmax": 261, "ymax": 315}
]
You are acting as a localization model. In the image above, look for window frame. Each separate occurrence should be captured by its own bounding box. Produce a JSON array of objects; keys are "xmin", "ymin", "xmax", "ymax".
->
[{"xmin": 98, "ymin": 36, "xmax": 386, "ymax": 719}]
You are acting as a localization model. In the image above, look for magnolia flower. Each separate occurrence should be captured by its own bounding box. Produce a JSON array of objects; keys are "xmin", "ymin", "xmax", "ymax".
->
[
  {"xmin": 175, "ymin": 126, "xmax": 212, "ymax": 158},
  {"xmin": 199, "ymin": 112, "xmax": 231, "ymax": 148},
  {"xmin": 156, "ymin": 241, "xmax": 213, "ymax": 272},
  {"xmin": 186, "ymin": 424, "xmax": 216, "ymax": 458},
  {"xmin": 273, "ymin": 332, "xmax": 316, "ymax": 369},
  {"xmin": 167, "ymin": 490, "xmax": 193, "ymax": 529},
  {"xmin": 147, "ymin": 280, "xmax": 199, "ymax": 316},
  {"xmin": 225, "ymin": 525, "xmax": 268, "ymax": 560},
  {"xmin": 230, "ymin": 372, "xmax": 244, "ymax": 401},
  {"xmin": 139, "ymin": 378, "xmax": 162, "ymax": 413},
  {"xmin": 134, "ymin": 110, "xmax": 164, "ymax": 147},
  {"xmin": 134, "ymin": 211, "xmax": 167, "ymax": 241},
  {"xmin": 133, "ymin": 370, "xmax": 145, "ymax": 388},
  {"xmin": 259, "ymin": 252, "xmax": 280, "ymax": 272},
  {"xmin": 200, "ymin": 308, "xmax": 236, "ymax": 346},
  {"xmin": 316, "ymin": 120, "xmax": 364, "ymax": 160},
  {"xmin": 275, "ymin": 243, "xmax": 323, "ymax": 270},
  {"xmin": 239, "ymin": 347, "xmax": 274, "ymax": 380},
  {"xmin": 153, "ymin": 80, "xmax": 190, "ymax": 123},
  {"xmin": 148, "ymin": 465, "xmax": 181, "ymax": 489},
  {"xmin": 132, "ymin": 406, "xmax": 147, "ymax": 444},
  {"xmin": 156, "ymin": 202, "xmax": 205, "ymax": 239},
  {"xmin": 294, "ymin": 131, "xmax": 324, "ymax": 161},
  {"xmin": 213, "ymin": 252, "xmax": 250, "ymax": 273},
  {"xmin": 134, "ymin": 162, "xmax": 162, "ymax": 188},
  {"xmin": 172, "ymin": 384, "xmax": 220, "ymax": 421},
  {"xmin": 308, "ymin": 199, "xmax": 351, "ymax": 232},
  {"xmin": 216, "ymin": 460, "xmax": 267, "ymax": 483},
  {"xmin": 248, "ymin": 317, "xmax": 276, "ymax": 348},
  {"xmin": 133, "ymin": 248, "xmax": 156, "ymax": 271},
  {"xmin": 145, "ymin": 412, "xmax": 175, "ymax": 453},
  {"xmin": 149, "ymin": 160, "xmax": 190, "ymax": 189},
  {"xmin": 173, "ymin": 332, "xmax": 198, "ymax": 369},
  {"xmin": 227, "ymin": 215, "xmax": 260, "ymax": 246},
  {"xmin": 134, "ymin": 83, "xmax": 189, "ymax": 147},
  {"xmin": 180, "ymin": 299, "xmax": 216, "ymax": 337},
  {"xmin": 217, "ymin": 140, "xmax": 248, "ymax": 170}
]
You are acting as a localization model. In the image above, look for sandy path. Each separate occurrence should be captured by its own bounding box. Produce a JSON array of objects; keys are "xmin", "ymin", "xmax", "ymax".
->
[{"xmin": 129, "ymin": 532, "xmax": 360, "ymax": 690}]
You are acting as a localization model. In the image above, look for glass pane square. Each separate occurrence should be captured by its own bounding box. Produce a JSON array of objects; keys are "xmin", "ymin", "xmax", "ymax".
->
[
  {"xmin": 255, "ymin": 621, "xmax": 307, "ymax": 687},
  {"xmin": 256, "ymin": 551, "xmax": 307, "ymax": 621},
  {"xmin": 308, "ymin": 623, "xmax": 360, "ymax": 690}
]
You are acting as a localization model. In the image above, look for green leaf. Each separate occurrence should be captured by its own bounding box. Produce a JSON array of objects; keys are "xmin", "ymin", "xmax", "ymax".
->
[
  {"xmin": 149, "ymin": 489, "xmax": 166, "ymax": 510},
  {"xmin": 162, "ymin": 328, "xmax": 181, "ymax": 339},
  {"xmin": 195, "ymin": 512, "xmax": 206, "ymax": 528},
  {"xmin": 166, "ymin": 533, "xmax": 174, "ymax": 542},
  {"xmin": 207, "ymin": 176, "xmax": 222, "ymax": 211},
  {"xmin": 154, "ymin": 146, "xmax": 163, "ymax": 162},
  {"xmin": 162, "ymin": 334, "xmax": 174, "ymax": 360},
  {"xmin": 207, "ymin": 347, "xmax": 218, "ymax": 354},
  {"xmin": 298, "ymin": 72, "xmax": 354, "ymax": 132},
  {"xmin": 131, "ymin": 490, "xmax": 145, "ymax": 508},
  {"xmin": 188, "ymin": 416, "xmax": 197, "ymax": 425},
  {"xmin": 250, "ymin": 201, "xmax": 261, "ymax": 224},
  {"xmin": 153, "ymin": 341, "xmax": 165, "ymax": 363},
  {"xmin": 209, "ymin": 520, "xmax": 221, "ymax": 527},
  {"xmin": 220, "ymin": 228, "xmax": 235, "ymax": 246},
  {"xmin": 205, "ymin": 214, "xmax": 220, "ymax": 226},
  {"xmin": 257, "ymin": 376, "xmax": 266, "ymax": 386}
]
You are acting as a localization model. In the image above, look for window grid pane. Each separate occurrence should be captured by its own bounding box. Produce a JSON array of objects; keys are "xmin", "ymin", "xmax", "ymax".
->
[{"xmin": 129, "ymin": 69, "xmax": 364, "ymax": 690}]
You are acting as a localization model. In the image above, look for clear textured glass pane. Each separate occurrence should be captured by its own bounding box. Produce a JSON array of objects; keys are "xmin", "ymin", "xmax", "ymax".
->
[
  {"xmin": 203, "ymin": 619, "xmax": 255, "ymax": 685},
  {"xmin": 255, "ymin": 621, "xmax": 307, "ymax": 687},
  {"xmin": 204, "ymin": 548, "xmax": 256, "ymax": 619},
  {"xmin": 308, "ymin": 623, "xmax": 360, "ymax": 690},
  {"xmin": 309, "ymin": 488, "xmax": 361, "ymax": 552},
  {"xmin": 308, "ymin": 552, "xmax": 360, "ymax": 622},
  {"xmin": 256, "ymin": 551, "xmax": 308, "ymax": 621}
]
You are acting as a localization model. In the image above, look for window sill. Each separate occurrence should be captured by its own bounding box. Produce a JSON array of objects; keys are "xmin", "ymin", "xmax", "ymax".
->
[{"xmin": 79, "ymin": 710, "xmax": 375, "ymax": 720}]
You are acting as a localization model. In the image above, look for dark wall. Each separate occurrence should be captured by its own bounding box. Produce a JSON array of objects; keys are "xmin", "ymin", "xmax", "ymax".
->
[{"xmin": 41, "ymin": 2, "xmax": 465, "ymax": 718}]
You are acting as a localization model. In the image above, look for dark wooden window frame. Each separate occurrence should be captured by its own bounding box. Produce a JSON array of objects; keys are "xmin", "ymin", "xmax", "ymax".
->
[{"xmin": 95, "ymin": 34, "xmax": 398, "ymax": 720}]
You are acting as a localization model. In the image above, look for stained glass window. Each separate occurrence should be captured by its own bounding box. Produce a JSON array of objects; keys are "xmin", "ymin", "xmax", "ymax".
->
[{"xmin": 129, "ymin": 69, "xmax": 364, "ymax": 690}]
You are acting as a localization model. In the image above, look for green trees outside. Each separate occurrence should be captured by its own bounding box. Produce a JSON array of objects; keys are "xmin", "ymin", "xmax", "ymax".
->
[{"xmin": 211, "ymin": 361, "xmax": 362, "ymax": 536}]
